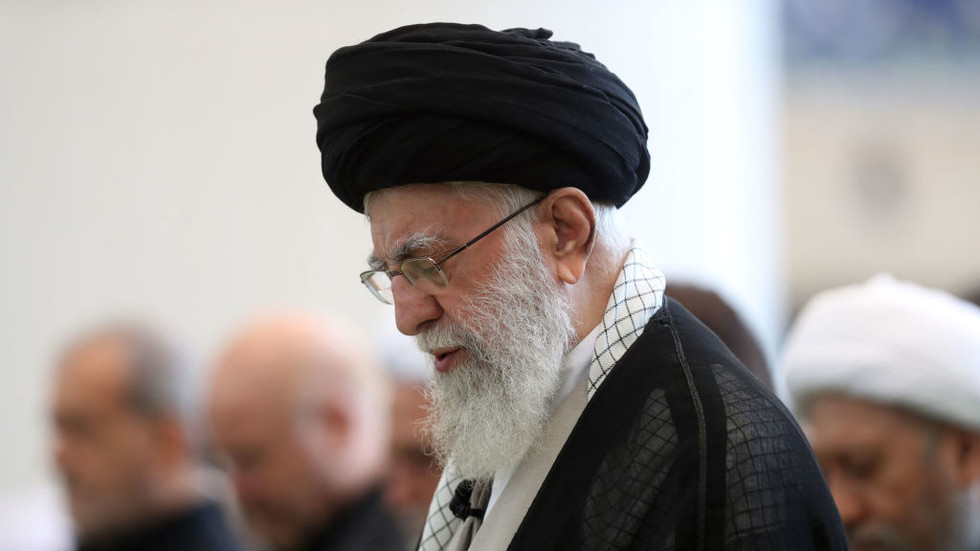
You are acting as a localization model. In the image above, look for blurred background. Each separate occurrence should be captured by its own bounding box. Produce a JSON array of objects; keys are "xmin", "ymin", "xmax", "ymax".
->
[
  {"xmin": 783, "ymin": 0, "xmax": 980, "ymax": 311},
  {"xmin": 0, "ymin": 0, "xmax": 977, "ymax": 546}
]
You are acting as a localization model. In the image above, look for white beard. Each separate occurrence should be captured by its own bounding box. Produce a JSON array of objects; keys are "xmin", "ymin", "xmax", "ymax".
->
[{"xmin": 416, "ymin": 222, "xmax": 575, "ymax": 482}]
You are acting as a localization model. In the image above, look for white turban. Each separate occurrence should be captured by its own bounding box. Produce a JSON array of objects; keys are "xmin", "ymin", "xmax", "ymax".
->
[{"xmin": 783, "ymin": 274, "xmax": 980, "ymax": 431}]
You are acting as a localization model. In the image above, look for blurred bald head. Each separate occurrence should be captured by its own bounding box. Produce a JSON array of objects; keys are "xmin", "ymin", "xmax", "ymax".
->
[
  {"xmin": 208, "ymin": 312, "xmax": 390, "ymax": 551},
  {"xmin": 51, "ymin": 321, "xmax": 199, "ymax": 541}
]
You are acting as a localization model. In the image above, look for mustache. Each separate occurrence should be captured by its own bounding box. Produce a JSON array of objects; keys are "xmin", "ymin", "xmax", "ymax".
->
[{"xmin": 415, "ymin": 321, "xmax": 492, "ymax": 366}]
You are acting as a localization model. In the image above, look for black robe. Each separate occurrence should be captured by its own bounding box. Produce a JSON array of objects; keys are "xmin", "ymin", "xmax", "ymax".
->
[
  {"xmin": 76, "ymin": 501, "xmax": 241, "ymax": 551},
  {"xmin": 297, "ymin": 489, "xmax": 404, "ymax": 551},
  {"xmin": 506, "ymin": 298, "xmax": 846, "ymax": 550}
]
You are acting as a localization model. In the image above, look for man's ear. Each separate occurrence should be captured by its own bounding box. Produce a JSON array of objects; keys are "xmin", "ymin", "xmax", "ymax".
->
[
  {"xmin": 537, "ymin": 188, "xmax": 596, "ymax": 285},
  {"xmin": 320, "ymin": 399, "xmax": 353, "ymax": 448},
  {"xmin": 151, "ymin": 415, "xmax": 191, "ymax": 468}
]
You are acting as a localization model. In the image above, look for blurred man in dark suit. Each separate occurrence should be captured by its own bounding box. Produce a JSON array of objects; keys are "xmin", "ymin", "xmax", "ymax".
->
[
  {"xmin": 52, "ymin": 321, "xmax": 241, "ymax": 551},
  {"xmin": 209, "ymin": 313, "xmax": 403, "ymax": 551}
]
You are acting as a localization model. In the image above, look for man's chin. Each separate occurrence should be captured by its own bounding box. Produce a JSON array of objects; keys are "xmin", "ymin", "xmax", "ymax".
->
[
  {"xmin": 71, "ymin": 502, "xmax": 136, "ymax": 542},
  {"xmin": 246, "ymin": 515, "xmax": 306, "ymax": 551},
  {"xmin": 433, "ymin": 392, "xmax": 547, "ymax": 481},
  {"xmin": 429, "ymin": 355, "xmax": 559, "ymax": 482}
]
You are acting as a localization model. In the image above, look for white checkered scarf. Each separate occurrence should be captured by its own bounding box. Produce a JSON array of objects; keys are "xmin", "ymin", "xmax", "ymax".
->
[{"xmin": 417, "ymin": 246, "xmax": 666, "ymax": 551}]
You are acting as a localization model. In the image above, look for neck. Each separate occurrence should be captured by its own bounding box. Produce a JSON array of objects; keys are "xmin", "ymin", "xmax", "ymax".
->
[
  {"xmin": 146, "ymin": 465, "xmax": 201, "ymax": 519},
  {"xmin": 318, "ymin": 452, "xmax": 384, "ymax": 524},
  {"xmin": 568, "ymin": 241, "xmax": 630, "ymax": 344},
  {"xmin": 78, "ymin": 467, "xmax": 201, "ymax": 545}
]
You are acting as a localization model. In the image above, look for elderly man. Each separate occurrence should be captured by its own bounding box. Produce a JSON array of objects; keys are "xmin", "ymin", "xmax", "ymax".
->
[
  {"xmin": 51, "ymin": 321, "xmax": 241, "ymax": 551},
  {"xmin": 784, "ymin": 275, "xmax": 980, "ymax": 551},
  {"xmin": 208, "ymin": 313, "xmax": 404, "ymax": 551},
  {"xmin": 313, "ymin": 23, "xmax": 845, "ymax": 550}
]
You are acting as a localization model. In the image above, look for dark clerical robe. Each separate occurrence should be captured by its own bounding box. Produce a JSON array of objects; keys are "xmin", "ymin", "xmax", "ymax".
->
[
  {"xmin": 420, "ymin": 247, "xmax": 846, "ymax": 550},
  {"xmin": 507, "ymin": 298, "xmax": 845, "ymax": 549},
  {"xmin": 76, "ymin": 501, "xmax": 240, "ymax": 551}
]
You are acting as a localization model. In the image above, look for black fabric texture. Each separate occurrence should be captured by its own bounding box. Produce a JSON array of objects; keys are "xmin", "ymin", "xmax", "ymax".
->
[
  {"xmin": 313, "ymin": 23, "xmax": 650, "ymax": 213},
  {"xmin": 505, "ymin": 298, "xmax": 846, "ymax": 550},
  {"xmin": 76, "ymin": 501, "xmax": 241, "ymax": 551},
  {"xmin": 297, "ymin": 488, "xmax": 404, "ymax": 551}
]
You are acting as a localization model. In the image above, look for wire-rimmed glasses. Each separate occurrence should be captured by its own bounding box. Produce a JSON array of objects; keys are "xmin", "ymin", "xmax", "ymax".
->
[{"xmin": 359, "ymin": 196, "xmax": 545, "ymax": 304}]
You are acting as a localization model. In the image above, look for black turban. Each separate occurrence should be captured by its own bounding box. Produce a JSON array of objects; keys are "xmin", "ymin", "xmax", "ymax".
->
[{"xmin": 314, "ymin": 23, "xmax": 650, "ymax": 213}]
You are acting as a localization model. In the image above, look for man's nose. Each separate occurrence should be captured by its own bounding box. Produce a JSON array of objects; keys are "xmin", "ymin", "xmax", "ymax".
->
[{"xmin": 391, "ymin": 276, "xmax": 443, "ymax": 336}]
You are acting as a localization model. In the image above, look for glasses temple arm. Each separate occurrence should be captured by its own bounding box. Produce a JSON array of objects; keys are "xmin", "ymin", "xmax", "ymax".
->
[{"xmin": 434, "ymin": 196, "xmax": 545, "ymax": 265}]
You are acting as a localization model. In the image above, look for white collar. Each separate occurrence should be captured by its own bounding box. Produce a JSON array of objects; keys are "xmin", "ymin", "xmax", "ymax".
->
[
  {"xmin": 587, "ymin": 244, "xmax": 666, "ymax": 399},
  {"xmin": 554, "ymin": 321, "xmax": 603, "ymax": 411}
]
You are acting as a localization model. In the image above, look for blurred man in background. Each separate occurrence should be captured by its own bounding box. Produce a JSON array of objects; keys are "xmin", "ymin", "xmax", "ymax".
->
[
  {"xmin": 385, "ymin": 384, "xmax": 440, "ymax": 547},
  {"xmin": 784, "ymin": 275, "xmax": 980, "ymax": 551},
  {"xmin": 208, "ymin": 312, "xmax": 403, "ymax": 551},
  {"xmin": 375, "ymin": 321, "xmax": 443, "ymax": 547},
  {"xmin": 51, "ymin": 321, "xmax": 241, "ymax": 551}
]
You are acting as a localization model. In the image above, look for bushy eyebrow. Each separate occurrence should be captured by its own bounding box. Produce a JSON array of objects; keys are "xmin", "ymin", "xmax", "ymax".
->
[{"xmin": 366, "ymin": 232, "xmax": 448, "ymax": 271}]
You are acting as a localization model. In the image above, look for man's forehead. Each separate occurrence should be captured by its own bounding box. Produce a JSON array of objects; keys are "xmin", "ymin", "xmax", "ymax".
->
[
  {"xmin": 365, "ymin": 183, "xmax": 462, "ymax": 220},
  {"xmin": 210, "ymin": 381, "xmax": 292, "ymax": 444},
  {"xmin": 58, "ymin": 341, "xmax": 130, "ymax": 397},
  {"xmin": 808, "ymin": 394, "xmax": 932, "ymax": 444},
  {"xmin": 367, "ymin": 187, "xmax": 493, "ymax": 263}
]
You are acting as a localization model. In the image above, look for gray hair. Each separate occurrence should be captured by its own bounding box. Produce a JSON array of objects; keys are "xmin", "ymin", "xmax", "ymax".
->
[
  {"xmin": 62, "ymin": 321, "xmax": 200, "ymax": 448},
  {"xmin": 364, "ymin": 182, "xmax": 630, "ymax": 254}
]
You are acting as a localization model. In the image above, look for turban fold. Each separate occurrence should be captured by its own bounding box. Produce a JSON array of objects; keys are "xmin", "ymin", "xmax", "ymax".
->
[
  {"xmin": 783, "ymin": 274, "xmax": 980, "ymax": 431},
  {"xmin": 313, "ymin": 23, "xmax": 650, "ymax": 213}
]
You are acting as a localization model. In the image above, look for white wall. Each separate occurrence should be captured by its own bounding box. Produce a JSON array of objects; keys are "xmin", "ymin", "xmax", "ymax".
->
[
  {"xmin": 0, "ymin": 0, "xmax": 779, "ymax": 498},
  {"xmin": 785, "ymin": 76, "xmax": 980, "ymax": 311}
]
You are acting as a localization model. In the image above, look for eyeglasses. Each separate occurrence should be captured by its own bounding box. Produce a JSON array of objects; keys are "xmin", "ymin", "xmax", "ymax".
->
[{"xmin": 360, "ymin": 196, "xmax": 545, "ymax": 305}]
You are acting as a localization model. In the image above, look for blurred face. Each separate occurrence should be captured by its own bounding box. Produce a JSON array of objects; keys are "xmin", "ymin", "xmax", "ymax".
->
[
  {"xmin": 806, "ymin": 395, "xmax": 966, "ymax": 551},
  {"xmin": 52, "ymin": 340, "xmax": 159, "ymax": 539},
  {"xmin": 368, "ymin": 185, "xmax": 575, "ymax": 481},
  {"xmin": 209, "ymin": 392, "xmax": 333, "ymax": 551},
  {"xmin": 385, "ymin": 385, "xmax": 441, "ymax": 540}
]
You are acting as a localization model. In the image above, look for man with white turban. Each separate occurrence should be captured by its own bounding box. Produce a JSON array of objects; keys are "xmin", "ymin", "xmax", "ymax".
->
[{"xmin": 784, "ymin": 274, "xmax": 980, "ymax": 551}]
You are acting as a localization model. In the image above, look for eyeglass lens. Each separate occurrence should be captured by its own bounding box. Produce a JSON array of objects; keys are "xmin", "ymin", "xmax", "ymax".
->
[{"xmin": 400, "ymin": 258, "xmax": 448, "ymax": 290}]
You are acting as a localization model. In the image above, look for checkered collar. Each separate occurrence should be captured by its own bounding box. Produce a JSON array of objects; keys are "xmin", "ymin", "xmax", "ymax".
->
[
  {"xmin": 418, "ymin": 244, "xmax": 666, "ymax": 551},
  {"xmin": 587, "ymin": 245, "xmax": 666, "ymax": 399}
]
